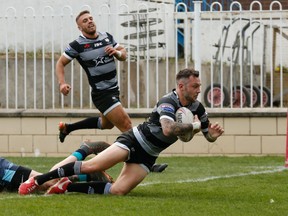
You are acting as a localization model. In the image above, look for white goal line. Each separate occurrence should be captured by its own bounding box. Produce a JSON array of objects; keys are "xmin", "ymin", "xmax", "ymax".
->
[{"xmin": 140, "ymin": 166, "xmax": 286, "ymax": 186}]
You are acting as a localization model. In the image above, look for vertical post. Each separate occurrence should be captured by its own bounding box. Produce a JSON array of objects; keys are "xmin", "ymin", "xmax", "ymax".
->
[
  {"xmin": 285, "ymin": 109, "xmax": 288, "ymax": 167},
  {"xmin": 193, "ymin": 0, "xmax": 202, "ymax": 100}
]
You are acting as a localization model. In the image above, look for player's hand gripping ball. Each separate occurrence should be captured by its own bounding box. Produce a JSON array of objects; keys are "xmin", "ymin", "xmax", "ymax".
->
[{"xmin": 175, "ymin": 107, "xmax": 194, "ymax": 142}]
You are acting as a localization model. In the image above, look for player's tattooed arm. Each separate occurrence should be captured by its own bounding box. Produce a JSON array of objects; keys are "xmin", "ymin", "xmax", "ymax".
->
[{"xmin": 160, "ymin": 118, "xmax": 193, "ymax": 137}]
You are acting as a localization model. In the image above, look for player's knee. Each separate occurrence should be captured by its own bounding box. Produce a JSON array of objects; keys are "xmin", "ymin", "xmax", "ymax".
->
[
  {"xmin": 110, "ymin": 187, "xmax": 129, "ymax": 195},
  {"xmin": 81, "ymin": 162, "xmax": 98, "ymax": 173}
]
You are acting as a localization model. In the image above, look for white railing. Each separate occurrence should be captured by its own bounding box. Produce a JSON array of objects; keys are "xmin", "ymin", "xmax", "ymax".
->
[
  {"xmin": 0, "ymin": 1, "xmax": 287, "ymax": 109},
  {"xmin": 203, "ymin": 1, "xmax": 288, "ymax": 108}
]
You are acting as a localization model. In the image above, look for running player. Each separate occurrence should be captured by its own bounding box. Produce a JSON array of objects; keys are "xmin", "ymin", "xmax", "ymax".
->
[{"xmin": 56, "ymin": 10, "xmax": 131, "ymax": 142}]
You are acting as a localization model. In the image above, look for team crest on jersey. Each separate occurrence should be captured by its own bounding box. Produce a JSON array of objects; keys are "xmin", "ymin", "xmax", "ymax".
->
[
  {"xmin": 105, "ymin": 38, "xmax": 110, "ymax": 43},
  {"xmin": 93, "ymin": 57, "xmax": 105, "ymax": 66}
]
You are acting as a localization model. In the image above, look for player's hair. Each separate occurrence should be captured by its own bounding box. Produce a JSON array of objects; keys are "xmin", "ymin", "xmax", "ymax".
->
[
  {"xmin": 176, "ymin": 68, "xmax": 199, "ymax": 82},
  {"xmin": 76, "ymin": 10, "xmax": 90, "ymax": 23}
]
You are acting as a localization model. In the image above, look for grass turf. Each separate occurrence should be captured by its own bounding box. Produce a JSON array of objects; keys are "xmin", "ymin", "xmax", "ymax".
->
[{"xmin": 0, "ymin": 156, "xmax": 286, "ymax": 216}]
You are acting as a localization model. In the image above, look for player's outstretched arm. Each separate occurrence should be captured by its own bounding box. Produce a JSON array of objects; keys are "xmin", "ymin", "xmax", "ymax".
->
[{"xmin": 205, "ymin": 122, "xmax": 224, "ymax": 142}]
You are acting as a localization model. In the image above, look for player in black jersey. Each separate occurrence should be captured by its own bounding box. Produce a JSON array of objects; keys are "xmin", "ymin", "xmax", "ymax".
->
[
  {"xmin": 56, "ymin": 10, "xmax": 131, "ymax": 142},
  {"xmin": 19, "ymin": 68, "xmax": 224, "ymax": 196}
]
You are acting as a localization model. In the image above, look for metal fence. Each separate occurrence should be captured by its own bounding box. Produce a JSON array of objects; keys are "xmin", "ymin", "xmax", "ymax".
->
[{"xmin": 0, "ymin": 1, "xmax": 287, "ymax": 110}]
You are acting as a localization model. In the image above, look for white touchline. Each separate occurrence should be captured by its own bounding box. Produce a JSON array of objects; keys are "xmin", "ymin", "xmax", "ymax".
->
[
  {"xmin": 139, "ymin": 166, "xmax": 286, "ymax": 186},
  {"xmin": 0, "ymin": 195, "xmax": 36, "ymax": 200}
]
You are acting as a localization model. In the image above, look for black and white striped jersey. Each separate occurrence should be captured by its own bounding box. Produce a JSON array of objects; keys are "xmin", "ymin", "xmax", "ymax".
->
[
  {"xmin": 135, "ymin": 89, "xmax": 210, "ymax": 156},
  {"xmin": 64, "ymin": 31, "xmax": 119, "ymax": 92}
]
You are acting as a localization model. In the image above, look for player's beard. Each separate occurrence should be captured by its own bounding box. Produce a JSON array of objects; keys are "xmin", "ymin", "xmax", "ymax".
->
[
  {"xmin": 84, "ymin": 25, "xmax": 96, "ymax": 37},
  {"xmin": 184, "ymin": 94, "xmax": 195, "ymax": 103},
  {"xmin": 183, "ymin": 87, "xmax": 197, "ymax": 102},
  {"xmin": 85, "ymin": 29, "xmax": 96, "ymax": 36}
]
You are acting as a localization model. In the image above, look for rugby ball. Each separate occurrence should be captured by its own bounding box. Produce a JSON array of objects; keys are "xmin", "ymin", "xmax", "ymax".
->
[{"xmin": 175, "ymin": 107, "xmax": 194, "ymax": 142}]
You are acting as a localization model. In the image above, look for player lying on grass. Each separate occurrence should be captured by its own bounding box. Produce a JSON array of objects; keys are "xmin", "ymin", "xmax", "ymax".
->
[
  {"xmin": 0, "ymin": 157, "xmax": 52, "ymax": 192},
  {"xmin": 0, "ymin": 141, "xmax": 113, "ymax": 193},
  {"xmin": 1, "ymin": 141, "xmax": 166, "ymax": 193},
  {"xmin": 19, "ymin": 68, "xmax": 224, "ymax": 196}
]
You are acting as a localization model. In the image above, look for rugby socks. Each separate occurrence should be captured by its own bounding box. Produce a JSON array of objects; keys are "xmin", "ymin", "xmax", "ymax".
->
[
  {"xmin": 71, "ymin": 149, "xmax": 87, "ymax": 161},
  {"xmin": 84, "ymin": 141, "xmax": 110, "ymax": 155},
  {"xmin": 77, "ymin": 174, "xmax": 89, "ymax": 182},
  {"xmin": 71, "ymin": 142, "xmax": 97, "ymax": 161},
  {"xmin": 71, "ymin": 141, "xmax": 111, "ymax": 159},
  {"xmin": 70, "ymin": 141, "xmax": 109, "ymax": 162},
  {"xmin": 67, "ymin": 117, "xmax": 102, "ymax": 133},
  {"xmin": 67, "ymin": 182, "xmax": 111, "ymax": 194},
  {"xmin": 35, "ymin": 161, "xmax": 82, "ymax": 185},
  {"xmin": 69, "ymin": 174, "xmax": 103, "ymax": 183}
]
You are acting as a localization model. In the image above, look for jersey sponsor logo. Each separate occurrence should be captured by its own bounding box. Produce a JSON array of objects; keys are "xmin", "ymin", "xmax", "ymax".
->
[
  {"xmin": 84, "ymin": 44, "xmax": 91, "ymax": 49},
  {"xmin": 94, "ymin": 42, "xmax": 103, "ymax": 47},
  {"xmin": 159, "ymin": 103, "xmax": 175, "ymax": 113}
]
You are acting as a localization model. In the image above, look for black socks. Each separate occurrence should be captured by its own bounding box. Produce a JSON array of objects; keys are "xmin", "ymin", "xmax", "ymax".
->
[
  {"xmin": 67, "ymin": 181, "xmax": 108, "ymax": 194},
  {"xmin": 67, "ymin": 117, "xmax": 100, "ymax": 133},
  {"xmin": 36, "ymin": 162, "xmax": 79, "ymax": 185}
]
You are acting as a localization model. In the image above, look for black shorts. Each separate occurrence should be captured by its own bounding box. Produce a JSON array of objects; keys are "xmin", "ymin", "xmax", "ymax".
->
[
  {"xmin": 91, "ymin": 88, "xmax": 121, "ymax": 115},
  {"xmin": 115, "ymin": 130, "xmax": 157, "ymax": 172},
  {"xmin": 7, "ymin": 166, "xmax": 32, "ymax": 191}
]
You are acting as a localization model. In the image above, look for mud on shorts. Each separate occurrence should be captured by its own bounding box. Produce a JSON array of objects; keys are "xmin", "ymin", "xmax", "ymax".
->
[
  {"xmin": 114, "ymin": 130, "xmax": 157, "ymax": 173},
  {"xmin": 91, "ymin": 88, "xmax": 122, "ymax": 116}
]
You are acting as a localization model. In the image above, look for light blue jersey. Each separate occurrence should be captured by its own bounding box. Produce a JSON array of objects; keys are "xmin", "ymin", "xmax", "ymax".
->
[{"xmin": 0, "ymin": 157, "xmax": 19, "ymax": 188}]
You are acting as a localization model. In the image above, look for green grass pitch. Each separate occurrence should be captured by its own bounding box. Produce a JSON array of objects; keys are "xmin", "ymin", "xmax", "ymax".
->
[{"xmin": 1, "ymin": 156, "xmax": 287, "ymax": 216}]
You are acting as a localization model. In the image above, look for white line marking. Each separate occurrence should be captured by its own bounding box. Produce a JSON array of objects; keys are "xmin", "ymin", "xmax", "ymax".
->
[
  {"xmin": 0, "ymin": 195, "xmax": 38, "ymax": 200},
  {"xmin": 140, "ymin": 166, "xmax": 286, "ymax": 186}
]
